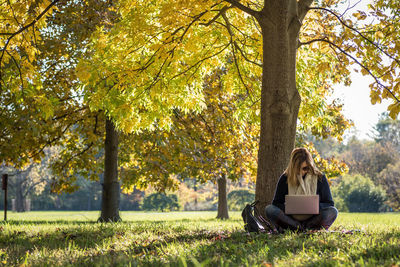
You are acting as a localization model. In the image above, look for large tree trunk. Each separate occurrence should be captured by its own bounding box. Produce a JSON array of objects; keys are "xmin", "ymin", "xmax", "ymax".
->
[
  {"xmin": 255, "ymin": 0, "xmax": 303, "ymax": 209},
  {"xmin": 98, "ymin": 118, "xmax": 121, "ymax": 222},
  {"xmin": 216, "ymin": 174, "xmax": 229, "ymax": 219}
]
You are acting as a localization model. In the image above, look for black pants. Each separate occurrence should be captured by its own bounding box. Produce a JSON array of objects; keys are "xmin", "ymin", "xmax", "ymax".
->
[{"xmin": 265, "ymin": 204, "xmax": 338, "ymax": 231}]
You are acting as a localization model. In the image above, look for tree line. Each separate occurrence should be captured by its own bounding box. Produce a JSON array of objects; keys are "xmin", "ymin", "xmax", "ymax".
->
[
  {"xmin": 313, "ymin": 113, "xmax": 400, "ymax": 212},
  {"xmin": 1, "ymin": 112, "xmax": 399, "ymax": 214}
]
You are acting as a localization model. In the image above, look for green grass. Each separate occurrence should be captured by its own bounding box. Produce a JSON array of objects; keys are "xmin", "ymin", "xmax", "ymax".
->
[{"xmin": 0, "ymin": 211, "xmax": 399, "ymax": 266}]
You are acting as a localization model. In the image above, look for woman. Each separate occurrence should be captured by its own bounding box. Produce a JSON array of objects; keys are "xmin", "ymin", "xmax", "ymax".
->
[{"xmin": 265, "ymin": 147, "xmax": 338, "ymax": 232}]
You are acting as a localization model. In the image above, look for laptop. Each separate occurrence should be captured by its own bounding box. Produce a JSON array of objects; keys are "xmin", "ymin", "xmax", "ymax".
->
[{"xmin": 285, "ymin": 195, "xmax": 319, "ymax": 215}]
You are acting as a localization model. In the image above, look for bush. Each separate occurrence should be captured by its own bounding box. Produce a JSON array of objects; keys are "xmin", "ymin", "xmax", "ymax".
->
[
  {"xmin": 142, "ymin": 193, "xmax": 180, "ymax": 212},
  {"xmin": 331, "ymin": 174, "xmax": 387, "ymax": 212},
  {"xmin": 228, "ymin": 189, "xmax": 255, "ymax": 211}
]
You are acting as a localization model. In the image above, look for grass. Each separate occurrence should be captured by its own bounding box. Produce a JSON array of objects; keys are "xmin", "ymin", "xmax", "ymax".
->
[{"xmin": 0, "ymin": 211, "xmax": 399, "ymax": 266}]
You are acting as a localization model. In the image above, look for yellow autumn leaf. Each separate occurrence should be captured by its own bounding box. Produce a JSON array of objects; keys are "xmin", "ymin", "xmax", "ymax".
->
[
  {"xmin": 361, "ymin": 68, "xmax": 369, "ymax": 75},
  {"xmin": 393, "ymin": 81, "xmax": 400, "ymax": 92},
  {"xmin": 370, "ymin": 90, "xmax": 382, "ymax": 104},
  {"xmin": 388, "ymin": 102, "xmax": 400, "ymax": 119},
  {"xmin": 317, "ymin": 62, "xmax": 330, "ymax": 72},
  {"xmin": 375, "ymin": 31, "xmax": 384, "ymax": 39},
  {"xmin": 75, "ymin": 62, "xmax": 91, "ymax": 81},
  {"xmin": 353, "ymin": 11, "xmax": 367, "ymax": 20}
]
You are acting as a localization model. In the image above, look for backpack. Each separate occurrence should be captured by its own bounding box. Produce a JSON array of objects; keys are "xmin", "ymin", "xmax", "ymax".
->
[{"xmin": 241, "ymin": 200, "xmax": 274, "ymax": 233}]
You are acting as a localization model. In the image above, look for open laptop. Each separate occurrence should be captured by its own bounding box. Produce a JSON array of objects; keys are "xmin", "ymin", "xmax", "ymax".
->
[{"xmin": 285, "ymin": 195, "xmax": 319, "ymax": 215}]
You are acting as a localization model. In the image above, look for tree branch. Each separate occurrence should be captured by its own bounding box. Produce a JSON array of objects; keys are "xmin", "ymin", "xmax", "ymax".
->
[
  {"xmin": 223, "ymin": 0, "xmax": 259, "ymax": 18},
  {"xmin": 179, "ymin": 9, "xmax": 209, "ymax": 41},
  {"xmin": 199, "ymin": 6, "xmax": 230, "ymax": 27},
  {"xmin": 5, "ymin": 49, "xmax": 24, "ymax": 90},
  {"xmin": 23, "ymin": 180, "xmax": 44, "ymax": 198},
  {"xmin": 217, "ymin": 9, "xmax": 261, "ymax": 67},
  {"xmin": 28, "ymin": 120, "xmax": 77, "ymax": 161},
  {"xmin": 233, "ymin": 42, "xmax": 262, "ymax": 67},
  {"xmin": 60, "ymin": 141, "xmax": 94, "ymax": 171},
  {"xmin": 0, "ymin": 0, "xmax": 61, "ymax": 36},
  {"xmin": 299, "ymin": 38, "xmax": 400, "ymax": 104},
  {"xmin": 310, "ymin": 7, "xmax": 400, "ymax": 67},
  {"xmin": 221, "ymin": 11, "xmax": 255, "ymax": 101},
  {"xmin": 7, "ymin": 0, "xmax": 22, "ymax": 26},
  {"xmin": 170, "ymin": 42, "xmax": 231, "ymax": 80},
  {"xmin": 0, "ymin": 0, "xmax": 61, "ymax": 81}
]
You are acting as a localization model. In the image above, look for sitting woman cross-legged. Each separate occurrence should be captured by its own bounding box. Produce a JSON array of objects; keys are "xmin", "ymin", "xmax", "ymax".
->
[{"xmin": 265, "ymin": 147, "xmax": 338, "ymax": 232}]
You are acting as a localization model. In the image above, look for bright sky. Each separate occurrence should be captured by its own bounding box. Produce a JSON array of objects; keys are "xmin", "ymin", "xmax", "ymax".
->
[{"xmin": 332, "ymin": 73, "xmax": 391, "ymax": 141}]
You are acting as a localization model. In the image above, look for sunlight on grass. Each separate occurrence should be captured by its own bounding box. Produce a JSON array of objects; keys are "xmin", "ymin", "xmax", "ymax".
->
[
  {"xmin": 1, "ymin": 211, "xmax": 399, "ymax": 266},
  {"xmin": 6, "ymin": 210, "xmax": 242, "ymax": 222}
]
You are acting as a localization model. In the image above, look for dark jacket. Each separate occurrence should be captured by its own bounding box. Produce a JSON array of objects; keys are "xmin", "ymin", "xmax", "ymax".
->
[{"xmin": 272, "ymin": 173, "xmax": 335, "ymax": 212}]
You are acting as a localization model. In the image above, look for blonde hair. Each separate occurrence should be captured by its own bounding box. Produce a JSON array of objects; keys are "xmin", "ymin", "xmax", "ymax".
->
[{"xmin": 284, "ymin": 147, "xmax": 322, "ymax": 186}]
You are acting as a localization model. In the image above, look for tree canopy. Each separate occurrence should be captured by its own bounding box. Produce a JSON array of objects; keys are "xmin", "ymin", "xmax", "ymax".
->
[{"xmin": 2, "ymin": 0, "xmax": 400, "ymax": 211}]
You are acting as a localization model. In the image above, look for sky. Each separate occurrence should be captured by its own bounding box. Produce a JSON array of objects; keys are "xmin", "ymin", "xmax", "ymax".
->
[
  {"xmin": 331, "ymin": 73, "xmax": 391, "ymax": 141},
  {"xmin": 329, "ymin": 0, "xmax": 391, "ymax": 141}
]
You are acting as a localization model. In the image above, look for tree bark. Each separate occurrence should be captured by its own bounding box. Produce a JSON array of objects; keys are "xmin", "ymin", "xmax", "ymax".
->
[
  {"xmin": 15, "ymin": 174, "xmax": 25, "ymax": 212},
  {"xmin": 255, "ymin": 0, "xmax": 303, "ymax": 209},
  {"xmin": 98, "ymin": 118, "xmax": 121, "ymax": 222},
  {"xmin": 216, "ymin": 174, "xmax": 229, "ymax": 219}
]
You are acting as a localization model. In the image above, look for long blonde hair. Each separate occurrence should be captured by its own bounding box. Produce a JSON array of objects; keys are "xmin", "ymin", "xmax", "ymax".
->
[{"xmin": 284, "ymin": 147, "xmax": 322, "ymax": 186}]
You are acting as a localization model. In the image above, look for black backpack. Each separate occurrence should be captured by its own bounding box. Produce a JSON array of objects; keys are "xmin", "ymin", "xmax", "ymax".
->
[{"xmin": 241, "ymin": 201, "xmax": 274, "ymax": 233}]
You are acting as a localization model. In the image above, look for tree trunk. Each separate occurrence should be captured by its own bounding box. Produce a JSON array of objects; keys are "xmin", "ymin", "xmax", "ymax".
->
[
  {"xmin": 255, "ymin": 0, "xmax": 303, "ymax": 210},
  {"xmin": 98, "ymin": 118, "xmax": 121, "ymax": 222},
  {"xmin": 15, "ymin": 174, "xmax": 25, "ymax": 212},
  {"xmin": 194, "ymin": 180, "xmax": 198, "ymax": 210},
  {"xmin": 87, "ymin": 187, "xmax": 92, "ymax": 211},
  {"xmin": 216, "ymin": 174, "xmax": 229, "ymax": 219},
  {"xmin": 54, "ymin": 195, "xmax": 61, "ymax": 209}
]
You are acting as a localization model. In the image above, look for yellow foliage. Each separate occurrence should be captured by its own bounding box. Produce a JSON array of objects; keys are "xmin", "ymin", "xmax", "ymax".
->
[
  {"xmin": 388, "ymin": 102, "xmax": 400, "ymax": 119},
  {"xmin": 375, "ymin": 31, "xmax": 384, "ymax": 39}
]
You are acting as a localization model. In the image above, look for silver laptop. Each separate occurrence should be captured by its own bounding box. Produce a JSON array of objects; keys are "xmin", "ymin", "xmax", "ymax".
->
[{"xmin": 285, "ymin": 195, "xmax": 319, "ymax": 215}]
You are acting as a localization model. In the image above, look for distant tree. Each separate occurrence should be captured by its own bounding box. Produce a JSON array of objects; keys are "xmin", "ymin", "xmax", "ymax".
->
[
  {"xmin": 304, "ymin": 135, "xmax": 346, "ymax": 159},
  {"xmin": 32, "ymin": 176, "xmax": 102, "ymax": 211},
  {"xmin": 120, "ymin": 189, "xmax": 144, "ymax": 211},
  {"xmin": 1, "ymin": 166, "xmax": 42, "ymax": 212},
  {"xmin": 374, "ymin": 112, "xmax": 400, "ymax": 151},
  {"xmin": 332, "ymin": 174, "xmax": 387, "ymax": 212},
  {"xmin": 341, "ymin": 138, "xmax": 399, "ymax": 181},
  {"xmin": 0, "ymin": 147, "xmax": 57, "ymax": 212},
  {"xmin": 377, "ymin": 162, "xmax": 400, "ymax": 211},
  {"xmin": 228, "ymin": 189, "xmax": 255, "ymax": 211},
  {"xmin": 142, "ymin": 193, "xmax": 180, "ymax": 212}
]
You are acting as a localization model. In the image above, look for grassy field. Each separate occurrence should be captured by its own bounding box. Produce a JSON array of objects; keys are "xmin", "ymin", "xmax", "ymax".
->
[{"xmin": 0, "ymin": 211, "xmax": 399, "ymax": 266}]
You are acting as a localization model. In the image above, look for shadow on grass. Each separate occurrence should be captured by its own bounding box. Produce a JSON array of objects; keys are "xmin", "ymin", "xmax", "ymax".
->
[
  {"xmin": 0, "ymin": 221, "xmax": 115, "ymax": 252},
  {"xmin": 0, "ymin": 217, "xmax": 222, "ymax": 225},
  {"xmin": 61, "ymin": 229, "xmax": 298, "ymax": 266},
  {"xmin": 306, "ymin": 244, "xmax": 400, "ymax": 267},
  {"xmin": 0, "ymin": 218, "xmax": 240, "ymax": 265},
  {"xmin": 67, "ymin": 229, "xmax": 312, "ymax": 266},
  {"xmin": 0, "ymin": 220, "xmax": 99, "ymax": 225},
  {"xmin": 1, "ymin": 220, "xmax": 399, "ymax": 266}
]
